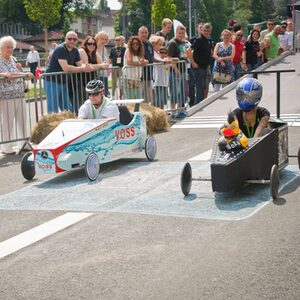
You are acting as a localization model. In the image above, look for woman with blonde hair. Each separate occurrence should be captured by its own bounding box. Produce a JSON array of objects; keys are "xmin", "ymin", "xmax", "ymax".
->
[
  {"xmin": 212, "ymin": 29, "xmax": 235, "ymax": 92},
  {"xmin": 95, "ymin": 31, "xmax": 110, "ymax": 96}
]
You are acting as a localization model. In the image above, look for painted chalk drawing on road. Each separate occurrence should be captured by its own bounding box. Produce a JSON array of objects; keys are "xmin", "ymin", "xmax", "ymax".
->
[{"xmin": 0, "ymin": 162, "xmax": 298, "ymax": 221}]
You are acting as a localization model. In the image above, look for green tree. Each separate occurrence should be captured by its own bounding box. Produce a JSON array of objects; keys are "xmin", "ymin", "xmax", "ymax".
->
[
  {"xmin": 98, "ymin": 0, "xmax": 108, "ymax": 10},
  {"xmin": 23, "ymin": 0, "xmax": 62, "ymax": 55},
  {"xmin": 116, "ymin": 0, "xmax": 152, "ymax": 40},
  {"xmin": 151, "ymin": 0, "xmax": 177, "ymax": 28},
  {"xmin": 232, "ymin": 0, "xmax": 252, "ymax": 32},
  {"xmin": 0, "ymin": 0, "xmax": 42, "ymax": 34}
]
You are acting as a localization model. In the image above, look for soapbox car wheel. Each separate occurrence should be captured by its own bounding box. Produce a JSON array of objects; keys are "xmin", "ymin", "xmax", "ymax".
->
[
  {"xmin": 85, "ymin": 152, "xmax": 100, "ymax": 181},
  {"xmin": 21, "ymin": 152, "xmax": 35, "ymax": 180},
  {"xmin": 181, "ymin": 162, "xmax": 192, "ymax": 196},
  {"xmin": 145, "ymin": 136, "xmax": 157, "ymax": 161},
  {"xmin": 270, "ymin": 164, "xmax": 279, "ymax": 200}
]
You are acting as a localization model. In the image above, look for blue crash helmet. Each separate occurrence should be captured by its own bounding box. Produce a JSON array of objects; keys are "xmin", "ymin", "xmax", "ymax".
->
[{"xmin": 236, "ymin": 78, "xmax": 263, "ymax": 112}]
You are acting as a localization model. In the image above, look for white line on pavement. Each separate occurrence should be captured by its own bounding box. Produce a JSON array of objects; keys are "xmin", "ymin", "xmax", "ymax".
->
[
  {"xmin": 189, "ymin": 149, "xmax": 212, "ymax": 161},
  {"xmin": 0, "ymin": 212, "xmax": 93, "ymax": 260}
]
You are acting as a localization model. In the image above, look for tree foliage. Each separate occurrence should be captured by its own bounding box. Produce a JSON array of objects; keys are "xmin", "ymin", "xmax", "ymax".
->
[
  {"xmin": 0, "ymin": 0, "xmax": 42, "ymax": 34},
  {"xmin": 23, "ymin": 0, "xmax": 62, "ymax": 54},
  {"xmin": 151, "ymin": 0, "xmax": 177, "ymax": 27}
]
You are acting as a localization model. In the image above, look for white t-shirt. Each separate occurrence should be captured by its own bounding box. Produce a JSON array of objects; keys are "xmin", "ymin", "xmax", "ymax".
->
[
  {"xmin": 78, "ymin": 97, "xmax": 120, "ymax": 121},
  {"xmin": 279, "ymin": 32, "xmax": 291, "ymax": 50},
  {"xmin": 153, "ymin": 51, "xmax": 169, "ymax": 87}
]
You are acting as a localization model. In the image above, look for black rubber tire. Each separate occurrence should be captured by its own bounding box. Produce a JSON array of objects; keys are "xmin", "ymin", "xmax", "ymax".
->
[
  {"xmin": 270, "ymin": 164, "xmax": 279, "ymax": 200},
  {"xmin": 181, "ymin": 162, "xmax": 192, "ymax": 196},
  {"xmin": 85, "ymin": 152, "xmax": 100, "ymax": 181},
  {"xmin": 21, "ymin": 152, "xmax": 35, "ymax": 180},
  {"xmin": 145, "ymin": 136, "xmax": 157, "ymax": 161}
]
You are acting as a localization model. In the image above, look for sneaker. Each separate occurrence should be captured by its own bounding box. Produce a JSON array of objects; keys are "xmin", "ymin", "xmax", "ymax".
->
[{"xmin": 175, "ymin": 111, "xmax": 187, "ymax": 119}]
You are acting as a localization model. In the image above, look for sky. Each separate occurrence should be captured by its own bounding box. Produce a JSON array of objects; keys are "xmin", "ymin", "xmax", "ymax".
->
[{"xmin": 107, "ymin": 0, "xmax": 122, "ymax": 10}]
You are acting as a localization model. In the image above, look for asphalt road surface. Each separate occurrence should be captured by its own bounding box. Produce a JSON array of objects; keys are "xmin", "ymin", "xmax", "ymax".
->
[{"xmin": 0, "ymin": 54, "xmax": 299, "ymax": 300}]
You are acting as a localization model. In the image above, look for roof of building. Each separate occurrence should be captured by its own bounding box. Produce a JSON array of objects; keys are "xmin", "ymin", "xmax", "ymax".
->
[
  {"xmin": 16, "ymin": 40, "xmax": 44, "ymax": 51},
  {"xmin": 22, "ymin": 31, "xmax": 64, "ymax": 42}
]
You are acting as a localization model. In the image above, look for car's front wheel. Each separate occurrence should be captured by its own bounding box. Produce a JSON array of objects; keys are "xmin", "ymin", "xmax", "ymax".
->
[
  {"xmin": 21, "ymin": 152, "xmax": 35, "ymax": 180},
  {"xmin": 145, "ymin": 136, "xmax": 157, "ymax": 161},
  {"xmin": 85, "ymin": 152, "xmax": 100, "ymax": 181}
]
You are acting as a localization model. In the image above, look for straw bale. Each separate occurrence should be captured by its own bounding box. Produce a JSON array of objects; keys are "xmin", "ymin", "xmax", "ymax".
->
[{"xmin": 30, "ymin": 111, "xmax": 76, "ymax": 145}]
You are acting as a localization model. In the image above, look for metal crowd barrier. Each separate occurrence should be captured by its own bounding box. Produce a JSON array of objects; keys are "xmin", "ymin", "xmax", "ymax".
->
[
  {"xmin": 38, "ymin": 61, "xmax": 189, "ymax": 116},
  {"xmin": 0, "ymin": 75, "xmax": 35, "ymax": 153}
]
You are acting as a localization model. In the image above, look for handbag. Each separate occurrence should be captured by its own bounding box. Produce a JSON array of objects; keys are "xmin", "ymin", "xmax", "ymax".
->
[{"xmin": 213, "ymin": 71, "xmax": 232, "ymax": 84}]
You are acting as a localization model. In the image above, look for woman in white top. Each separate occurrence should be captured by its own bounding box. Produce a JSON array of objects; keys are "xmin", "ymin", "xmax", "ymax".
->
[
  {"xmin": 123, "ymin": 36, "xmax": 148, "ymax": 99},
  {"xmin": 95, "ymin": 31, "xmax": 110, "ymax": 96},
  {"xmin": 0, "ymin": 36, "xmax": 33, "ymax": 154}
]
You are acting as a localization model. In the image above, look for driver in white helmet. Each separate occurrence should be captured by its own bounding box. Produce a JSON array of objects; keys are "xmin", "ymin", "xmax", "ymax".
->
[{"xmin": 78, "ymin": 79, "xmax": 120, "ymax": 121}]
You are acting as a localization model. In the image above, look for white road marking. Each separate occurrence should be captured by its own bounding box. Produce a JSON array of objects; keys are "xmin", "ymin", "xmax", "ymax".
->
[
  {"xmin": 0, "ymin": 212, "xmax": 93, "ymax": 259},
  {"xmin": 189, "ymin": 149, "xmax": 212, "ymax": 161}
]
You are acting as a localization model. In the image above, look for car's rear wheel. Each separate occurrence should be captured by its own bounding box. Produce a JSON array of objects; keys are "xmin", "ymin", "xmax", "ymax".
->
[
  {"xmin": 85, "ymin": 152, "xmax": 100, "ymax": 181},
  {"xmin": 21, "ymin": 152, "xmax": 35, "ymax": 180},
  {"xmin": 181, "ymin": 162, "xmax": 192, "ymax": 196},
  {"xmin": 145, "ymin": 136, "xmax": 157, "ymax": 161},
  {"xmin": 270, "ymin": 164, "xmax": 279, "ymax": 200}
]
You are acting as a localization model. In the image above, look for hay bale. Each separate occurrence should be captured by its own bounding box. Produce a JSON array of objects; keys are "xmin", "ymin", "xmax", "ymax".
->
[
  {"xmin": 127, "ymin": 103, "xmax": 169, "ymax": 134},
  {"xmin": 30, "ymin": 111, "xmax": 76, "ymax": 145}
]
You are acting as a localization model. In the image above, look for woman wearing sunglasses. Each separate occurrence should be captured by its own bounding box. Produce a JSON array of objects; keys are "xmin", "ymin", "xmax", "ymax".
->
[
  {"xmin": 78, "ymin": 36, "xmax": 108, "ymax": 106},
  {"xmin": 123, "ymin": 36, "xmax": 148, "ymax": 99}
]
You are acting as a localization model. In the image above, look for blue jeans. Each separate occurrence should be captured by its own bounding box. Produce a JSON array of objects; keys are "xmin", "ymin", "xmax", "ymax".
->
[
  {"xmin": 188, "ymin": 68, "xmax": 196, "ymax": 107},
  {"xmin": 169, "ymin": 71, "xmax": 186, "ymax": 106},
  {"xmin": 154, "ymin": 86, "xmax": 167, "ymax": 108},
  {"xmin": 233, "ymin": 63, "xmax": 242, "ymax": 81},
  {"xmin": 193, "ymin": 67, "xmax": 207, "ymax": 105},
  {"xmin": 45, "ymin": 80, "xmax": 72, "ymax": 113}
]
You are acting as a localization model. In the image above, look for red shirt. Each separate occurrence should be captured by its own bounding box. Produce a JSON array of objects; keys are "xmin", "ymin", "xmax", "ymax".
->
[{"xmin": 232, "ymin": 39, "xmax": 244, "ymax": 64}]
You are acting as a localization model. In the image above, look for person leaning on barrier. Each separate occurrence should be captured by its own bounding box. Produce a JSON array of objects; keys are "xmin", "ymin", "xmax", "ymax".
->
[
  {"xmin": 44, "ymin": 31, "xmax": 93, "ymax": 114},
  {"xmin": 0, "ymin": 35, "xmax": 34, "ymax": 155},
  {"xmin": 233, "ymin": 78, "xmax": 270, "ymax": 139},
  {"xmin": 78, "ymin": 79, "xmax": 119, "ymax": 121},
  {"xmin": 78, "ymin": 36, "xmax": 108, "ymax": 103}
]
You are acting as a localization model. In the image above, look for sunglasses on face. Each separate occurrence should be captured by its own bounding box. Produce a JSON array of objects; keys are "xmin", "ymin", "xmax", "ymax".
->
[
  {"xmin": 281, "ymin": 26, "xmax": 287, "ymax": 29},
  {"xmin": 132, "ymin": 42, "xmax": 139, "ymax": 46},
  {"xmin": 87, "ymin": 42, "xmax": 96, "ymax": 46},
  {"xmin": 268, "ymin": 23, "xmax": 274, "ymax": 26},
  {"xmin": 88, "ymin": 91, "xmax": 102, "ymax": 97},
  {"xmin": 159, "ymin": 51, "xmax": 167, "ymax": 55},
  {"xmin": 236, "ymin": 34, "xmax": 243, "ymax": 37}
]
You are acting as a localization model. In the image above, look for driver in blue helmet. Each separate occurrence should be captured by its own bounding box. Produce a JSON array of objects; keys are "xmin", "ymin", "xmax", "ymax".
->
[
  {"xmin": 78, "ymin": 79, "xmax": 119, "ymax": 121},
  {"xmin": 233, "ymin": 77, "xmax": 270, "ymax": 138}
]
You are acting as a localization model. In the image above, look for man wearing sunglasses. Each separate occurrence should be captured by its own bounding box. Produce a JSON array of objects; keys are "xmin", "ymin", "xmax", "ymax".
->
[
  {"xmin": 279, "ymin": 21, "xmax": 292, "ymax": 53},
  {"xmin": 78, "ymin": 79, "xmax": 119, "ymax": 121},
  {"xmin": 45, "ymin": 31, "xmax": 93, "ymax": 113}
]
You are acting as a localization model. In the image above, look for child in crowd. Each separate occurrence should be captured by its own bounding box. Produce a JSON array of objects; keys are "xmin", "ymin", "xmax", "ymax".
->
[{"xmin": 153, "ymin": 46, "xmax": 169, "ymax": 109}]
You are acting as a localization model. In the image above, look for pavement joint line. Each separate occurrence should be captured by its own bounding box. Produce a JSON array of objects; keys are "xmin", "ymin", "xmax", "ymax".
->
[
  {"xmin": 189, "ymin": 149, "xmax": 212, "ymax": 161},
  {"xmin": 0, "ymin": 212, "xmax": 93, "ymax": 260}
]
